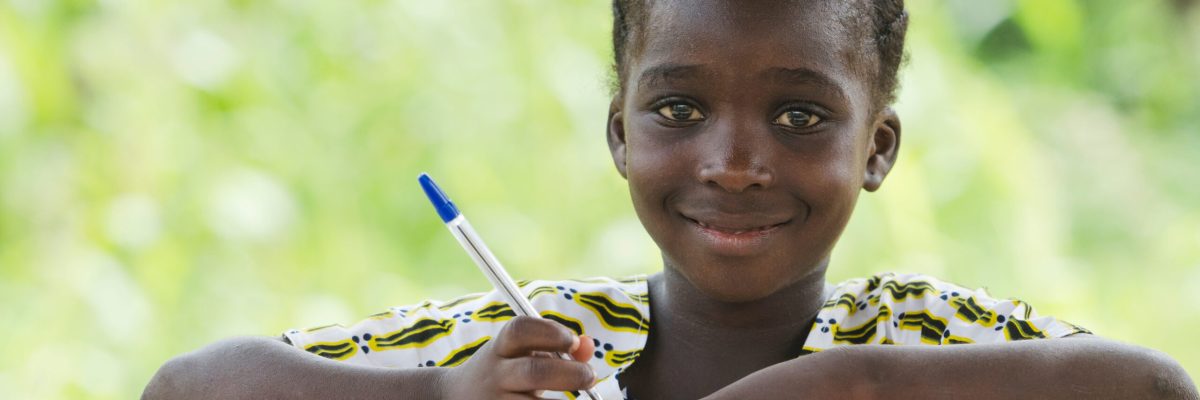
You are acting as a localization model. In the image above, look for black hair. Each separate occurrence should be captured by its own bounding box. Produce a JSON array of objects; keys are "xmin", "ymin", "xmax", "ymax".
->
[{"xmin": 611, "ymin": 0, "xmax": 909, "ymax": 110}]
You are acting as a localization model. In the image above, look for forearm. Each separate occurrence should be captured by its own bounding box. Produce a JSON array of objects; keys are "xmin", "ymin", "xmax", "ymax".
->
[
  {"xmin": 709, "ymin": 336, "xmax": 1197, "ymax": 400},
  {"xmin": 143, "ymin": 336, "xmax": 446, "ymax": 400},
  {"xmin": 856, "ymin": 336, "xmax": 1197, "ymax": 399}
]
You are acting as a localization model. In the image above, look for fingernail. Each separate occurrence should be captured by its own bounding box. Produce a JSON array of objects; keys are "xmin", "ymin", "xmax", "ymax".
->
[{"xmin": 570, "ymin": 335, "xmax": 580, "ymax": 352}]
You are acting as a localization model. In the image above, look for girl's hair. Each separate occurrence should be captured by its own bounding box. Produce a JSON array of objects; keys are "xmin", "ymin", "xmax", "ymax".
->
[{"xmin": 611, "ymin": 0, "xmax": 909, "ymax": 110}]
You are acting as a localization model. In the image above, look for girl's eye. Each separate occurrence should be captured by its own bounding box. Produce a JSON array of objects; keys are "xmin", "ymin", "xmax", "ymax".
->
[
  {"xmin": 657, "ymin": 103, "xmax": 704, "ymax": 121},
  {"xmin": 773, "ymin": 110, "xmax": 822, "ymax": 128}
]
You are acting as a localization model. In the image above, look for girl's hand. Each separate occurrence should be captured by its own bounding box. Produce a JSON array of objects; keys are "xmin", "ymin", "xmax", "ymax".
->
[{"xmin": 439, "ymin": 316, "xmax": 597, "ymax": 399}]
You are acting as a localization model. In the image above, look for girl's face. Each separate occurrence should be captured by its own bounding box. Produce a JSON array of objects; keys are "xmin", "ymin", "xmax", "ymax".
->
[{"xmin": 608, "ymin": 0, "xmax": 899, "ymax": 302}]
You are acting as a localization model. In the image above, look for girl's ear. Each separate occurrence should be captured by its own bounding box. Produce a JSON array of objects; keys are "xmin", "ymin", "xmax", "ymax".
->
[
  {"xmin": 863, "ymin": 107, "xmax": 901, "ymax": 192},
  {"xmin": 607, "ymin": 97, "xmax": 629, "ymax": 179}
]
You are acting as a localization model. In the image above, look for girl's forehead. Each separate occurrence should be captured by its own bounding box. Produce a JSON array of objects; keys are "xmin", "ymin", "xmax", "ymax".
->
[
  {"xmin": 630, "ymin": 0, "xmax": 873, "ymax": 104},
  {"xmin": 642, "ymin": 0, "xmax": 864, "ymax": 45}
]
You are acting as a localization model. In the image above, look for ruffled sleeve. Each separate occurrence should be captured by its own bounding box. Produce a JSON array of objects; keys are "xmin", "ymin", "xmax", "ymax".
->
[
  {"xmin": 282, "ymin": 275, "xmax": 651, "ymax": 399},
  {"xmin": 802, "ymin": 272, "xmax": 1090, "ymax": 352}
]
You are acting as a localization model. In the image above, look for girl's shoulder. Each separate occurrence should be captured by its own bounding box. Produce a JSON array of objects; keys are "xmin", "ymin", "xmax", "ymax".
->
[
  {"xmin": 801, "ymin": 272, "xmax": 1090, "ymax": 353},
  {"xmin": 509, "ymin": 275, "xmax": 653, "ymax": 344}
]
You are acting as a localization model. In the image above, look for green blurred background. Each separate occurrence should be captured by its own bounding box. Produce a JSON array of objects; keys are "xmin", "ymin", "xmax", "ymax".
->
[{"xmin": 2, "ymin": 0, "xmax": 1198, "ymax": 398}]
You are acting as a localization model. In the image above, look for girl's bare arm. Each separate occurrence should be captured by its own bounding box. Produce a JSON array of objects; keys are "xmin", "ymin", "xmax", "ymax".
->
[
  {"xmin": 143, "ymin": 317, "xmax": 595, "ymax": 400},
  {"xmin": 707, "ymin": 335, "xmax": 1198, "ymax": 400},
  {"xmin": 142, "ymin": 336, "xmax": 447, "ymax": 400}
]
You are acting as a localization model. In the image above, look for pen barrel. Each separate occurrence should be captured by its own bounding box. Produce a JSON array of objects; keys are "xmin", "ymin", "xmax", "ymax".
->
[
  {"xmin": 444, "ymin": 215, "xmax": 603, "ymax": 400},
  {"xmin": 445, "ymin": 216, "xmax": 539, "ymax": 317}
]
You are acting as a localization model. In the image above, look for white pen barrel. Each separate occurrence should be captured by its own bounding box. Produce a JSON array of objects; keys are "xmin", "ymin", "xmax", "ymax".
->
[
  {"xmin": 446, "ymin": 216, "xmax": 539, "ymax": 317},
  {"xmin": 444, "ymin": 215, "xmax": 604, "ymax": 400},
  {"xmin": 421, "ymin": 175, "xmax": 602, "ymax": 399}
]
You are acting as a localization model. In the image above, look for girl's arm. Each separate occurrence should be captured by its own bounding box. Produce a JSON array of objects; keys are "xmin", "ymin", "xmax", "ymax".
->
[
  {"xmin": 705, "ymin": 335, "xmax": 1198, "ymax": 400},
  {"xmin": 143, "ymin": 316, "xmax": 597, "ymax": 399},
  {"xmin": 142, "ymin": 336, "xmax": 448, "ymax": 400}
]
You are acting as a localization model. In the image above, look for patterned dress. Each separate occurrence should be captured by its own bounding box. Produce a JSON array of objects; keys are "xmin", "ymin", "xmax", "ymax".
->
[{"xmin": 283, "ymin": 273, "xmax": 1089, "ymax": 399}]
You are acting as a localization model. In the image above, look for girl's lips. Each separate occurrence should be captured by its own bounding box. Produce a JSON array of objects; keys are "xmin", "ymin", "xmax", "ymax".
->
[
  {"xmin": 686, "ymin": 217, "xmax": 788, "ymax": 234},
  {"xmin": 683, "ymin": 215, "xmax": 789, "ymax": 256}
]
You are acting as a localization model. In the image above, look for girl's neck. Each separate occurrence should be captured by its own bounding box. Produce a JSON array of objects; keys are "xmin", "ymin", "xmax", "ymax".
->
[
  {"xmin": 621, "ymin": 263, "xmax": 830, "ymax": 400},
  {"xmin": 652, "ymin": 260, "xmax": 830, "ymax": 334}
]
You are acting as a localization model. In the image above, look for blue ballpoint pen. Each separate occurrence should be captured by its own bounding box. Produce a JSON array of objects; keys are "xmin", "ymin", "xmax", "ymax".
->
[{"xmin": 419, "ymin": 173, "xmax": 603, "ymax": 400}]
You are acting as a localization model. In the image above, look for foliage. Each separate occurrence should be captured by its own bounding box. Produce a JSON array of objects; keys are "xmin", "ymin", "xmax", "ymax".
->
[{"xmin": 0, "ymin": 1, "xmax": 1196, "ymax": 398}]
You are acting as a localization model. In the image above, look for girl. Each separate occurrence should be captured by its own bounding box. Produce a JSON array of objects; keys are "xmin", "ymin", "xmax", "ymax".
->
[{"xmin": 145, "ymin": 1, "xmax": 1196, "ymax": 399}]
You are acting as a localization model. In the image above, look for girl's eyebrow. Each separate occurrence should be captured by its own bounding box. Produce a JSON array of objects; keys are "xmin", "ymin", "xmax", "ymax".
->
[
  {"xmin": 760, "ymin": 67, "xmax": 849, "ymax": 102},
  {"xmin": 636, "ymin": 63, "xmax": 709, "ymax": 90},
  {"xmin": 762, "ymin": 67, "xmax": 840, "ymax": 90},
  {"xmin": 635, "ymin": 63, "xmax": 849, "ymax": 103}
]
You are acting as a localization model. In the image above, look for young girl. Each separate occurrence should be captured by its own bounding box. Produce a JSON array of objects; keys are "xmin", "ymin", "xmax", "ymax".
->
[{"xmin": 145, "ymin": 1, "xmax": 1196, "ymax": 399}]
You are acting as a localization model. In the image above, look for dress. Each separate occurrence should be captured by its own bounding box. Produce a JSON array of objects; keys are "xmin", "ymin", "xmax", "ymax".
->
[{"xmin": 283, "ymin": 273, "xmax": 1089, "ymax": 399}]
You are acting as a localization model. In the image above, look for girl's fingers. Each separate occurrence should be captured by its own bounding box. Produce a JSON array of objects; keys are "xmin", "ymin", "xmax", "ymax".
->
[
  {"xmin": 496, "ymin": 394, "xmax": 540, "ymax": 400},
  {"xmin": 498, "ymin": 356, "xmax": 597, "ymax": 392},
  {"xmin": 493, "ymin": 316, "xmax": 579, "ymax": 358},
  {"xmin": 531, "ymin": 336, "xmax": 593, "ymax": 362},
  {"xmin": 572, "ymin": 335, "xmax": 596, "ymax": 363}
]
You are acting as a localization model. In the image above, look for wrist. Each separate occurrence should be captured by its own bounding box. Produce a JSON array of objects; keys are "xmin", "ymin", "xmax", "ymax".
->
[
  {"xmin": 827, "ymin": 346, "xmax": 882, "ymax": 400},
  {"xmin": 417, "ymin": 367, "xmax": 453, "ymax": 400},
  {"xmin": 702, "ymin": 346, "xmax": 882, "ymax": 400},
  {"xmin": 374, "ymin": 366, "xmax": 454, "ymax": 400}
]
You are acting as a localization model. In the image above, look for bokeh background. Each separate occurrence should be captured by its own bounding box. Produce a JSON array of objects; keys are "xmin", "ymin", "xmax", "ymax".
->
[{"xmin": 2, "ymin": 0, "xmax": 1198, "ymax": 398}]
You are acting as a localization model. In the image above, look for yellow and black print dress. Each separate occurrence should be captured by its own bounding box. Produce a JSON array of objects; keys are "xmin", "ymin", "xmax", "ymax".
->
[{"xmin": 283, "ymin": 273, "xmax": 1088, "ymax": 399}]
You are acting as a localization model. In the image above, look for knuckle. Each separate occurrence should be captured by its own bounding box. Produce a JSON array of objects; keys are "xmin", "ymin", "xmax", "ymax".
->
[
  {"xmin": 498, "ymin": 395, "xmax": 536, "ymax": 400},
  {"xmin": 508, "ymin": 358, "xmax": 594, "ymax": 392},
  {"xmin": 522, "ymin": 357, "xmax": 554, "ymax": 380},
  {"xmin": 572, "ymin": 363, "xmax": 596, "ymax": 388},
  {"xmin": 510, "ymin": 316, "xmax": 570, "ymax": 343},
  {"xmin": 496, "ymin": 318, "xmax": 535, "ymax": 353},
  {"xmin": 504, "ymin": 316, "xmax": 540, "ymax": 338},
  {"xmin": 497, "ymin": 317, "xmax": 576, "ymax": 357}
]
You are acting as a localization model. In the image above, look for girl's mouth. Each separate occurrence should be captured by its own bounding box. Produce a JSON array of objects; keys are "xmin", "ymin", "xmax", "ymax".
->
[
  {"xmin": 687, "ymin": 217, "xmax": 788, "ymax": 235},
  {"xmin": 682, "ymin": 215, "xmax": 790, "ymax": 256}
]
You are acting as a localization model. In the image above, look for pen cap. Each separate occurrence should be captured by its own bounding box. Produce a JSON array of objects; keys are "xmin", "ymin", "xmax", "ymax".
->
[{"xmin": 418, "ymin": 173, "xmax": 461, "ymax": 223}]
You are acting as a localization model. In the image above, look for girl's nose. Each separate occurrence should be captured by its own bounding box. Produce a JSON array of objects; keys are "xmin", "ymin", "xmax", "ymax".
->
[{"xmin": 696, "ymin": 127, "xmax": 774, "ymax": 193}]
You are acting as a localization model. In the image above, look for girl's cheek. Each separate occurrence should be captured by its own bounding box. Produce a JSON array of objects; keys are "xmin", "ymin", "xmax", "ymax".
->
[{"xmin": 627, "ymin": 126, "xmax": 692, "ymax": 172}]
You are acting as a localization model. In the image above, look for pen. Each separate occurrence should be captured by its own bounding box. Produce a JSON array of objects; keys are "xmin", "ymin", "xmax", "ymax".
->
[{"xmin": 418, "ymin": 173, "xmax": 603, "ymax": 400}]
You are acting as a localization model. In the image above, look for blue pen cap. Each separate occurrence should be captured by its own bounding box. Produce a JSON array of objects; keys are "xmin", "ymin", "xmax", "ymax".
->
[{"xmin": 418, "ymin": 173, "xmax": 461, "ymax": 223}]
